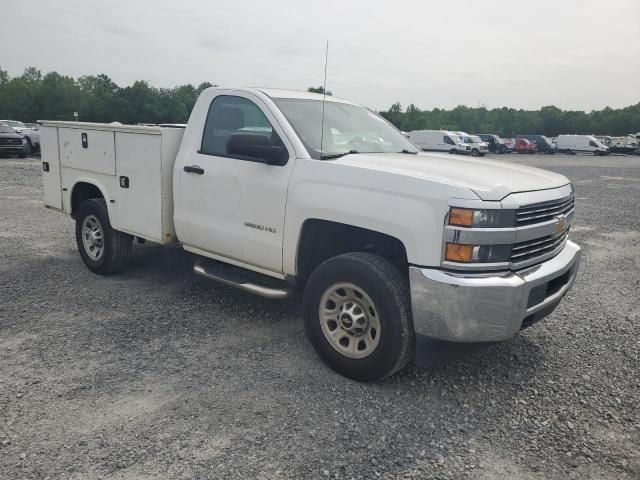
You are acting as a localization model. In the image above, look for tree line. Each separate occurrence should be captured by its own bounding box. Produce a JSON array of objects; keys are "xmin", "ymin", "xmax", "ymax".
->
[
  {"xmin": 1, "ymin": 67, "xmax": 638, "ymax": 136},
  {"xmin": 379, "ymin": 102, "xmax": 640, "ymax": 137},
  {"xmin": 0, "ymin": 67, "xmax": 214, "ymax": 124}
]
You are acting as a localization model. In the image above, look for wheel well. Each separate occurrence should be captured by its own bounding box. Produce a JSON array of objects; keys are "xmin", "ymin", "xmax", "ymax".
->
[
  {"xmin": 296, "ymin": 219, "xmax": 408, "ymax": 285},
  {"xmin": 71, "ymin": 182, "xmax": 104, "ymax": 217}
]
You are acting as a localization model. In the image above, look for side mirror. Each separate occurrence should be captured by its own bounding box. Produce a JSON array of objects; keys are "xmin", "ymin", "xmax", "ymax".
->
[{"xmin": 226, "ymin": 134, "xmax": 288, "ymax": 166}]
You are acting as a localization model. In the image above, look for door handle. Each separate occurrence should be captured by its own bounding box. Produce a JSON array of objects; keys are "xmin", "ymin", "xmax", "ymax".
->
[{"xmin": 184, "ymin": 165, "xmax": 204, "ymax": 175}]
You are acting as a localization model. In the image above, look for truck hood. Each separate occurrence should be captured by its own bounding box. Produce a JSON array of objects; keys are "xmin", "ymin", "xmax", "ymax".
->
[{"xmin": 332, "ymin": 152, "xmax": 569, "ymax": 201}]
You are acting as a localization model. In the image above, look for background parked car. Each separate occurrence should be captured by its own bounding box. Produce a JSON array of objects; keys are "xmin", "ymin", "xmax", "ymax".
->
[
  {"xmin": 0, "ymin": 120, "xmax": 40, "ymax": 153},
  {"xmin": 477, "ymin": 134, "xmax": 510, "ymax": 153},
  {"xmin": 607, "ymin": 135, "xmax": 639, "ymax": 154},
  {"xmin": 516, "ymin": 135, "xmax": 557, "ymax": 154},
  {"xmin": 502, "ymin": 138, "xmax": 516, "ymax": 151},
  {"xmin": 0, "ymin": 124, "xmax": 28, "ymax": 158},
  {"xmin": 452, "ymin": 132, "xmax": 489, "ymax": 157},
  {"xmin": 514, "ymin": 138, "xmax": 537, "ymax": 154},
  {"xmin": 407, "ymin": 130, "xmax": 471, "ymax": 155},
  {"xmin": 555, "ymin": 135, "xmax": 610, "ymax": 155}
]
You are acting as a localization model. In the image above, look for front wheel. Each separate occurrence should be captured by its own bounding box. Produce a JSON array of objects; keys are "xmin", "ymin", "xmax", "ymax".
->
[
  {"xmin": 303, "ymin": 252, "xmax": 414, "ymax": 381},
  {"xmin": 471, "ymin": 148, "xmax": 480, "ymax": 157},
  {"xmin": 75, "ymin": 198, "xmax": 133, "ymax": 275}
]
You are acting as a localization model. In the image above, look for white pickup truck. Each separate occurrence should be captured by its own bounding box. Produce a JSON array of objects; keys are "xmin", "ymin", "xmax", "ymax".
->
[{"xmin": 40, "ymin": 88, "xmax": 581, "ymax": 381}]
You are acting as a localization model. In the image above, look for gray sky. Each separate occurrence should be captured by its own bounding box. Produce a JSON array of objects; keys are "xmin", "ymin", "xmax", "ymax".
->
[{"xmin": 1, "ymin": 0, "xmax": 639, "ymax": 111}]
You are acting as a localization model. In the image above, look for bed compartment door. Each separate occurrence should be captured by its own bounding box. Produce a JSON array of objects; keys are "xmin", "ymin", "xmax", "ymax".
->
[
  {"xmin": 112, "ymin": 132, "xmax": 164, "ymax": 242},
  {"xmin": 41, "ymin": 126, "xmax": 63, "ymax": 210},
  {"xmin": 59, "ymin": 128, "xmax": 116, "ymax": 175}
]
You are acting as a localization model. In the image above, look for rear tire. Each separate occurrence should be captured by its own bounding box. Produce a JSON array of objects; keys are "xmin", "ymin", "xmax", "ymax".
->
[
  {"xmin": 75, "ymin": 198, "xmax": 132, "ymax": 275},
  {"xmin": 303, "ymin": 252, "xmax": 414, "ymax": 381}
]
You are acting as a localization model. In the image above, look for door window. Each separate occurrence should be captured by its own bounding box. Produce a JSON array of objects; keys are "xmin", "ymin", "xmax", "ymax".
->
[
  {"xmin": 444, "ymin": 136, "xmax": 455, "ymax": 145},
  {"xmin": 201, "ymin": 95, "xmax": 286, "ymax": 162}
]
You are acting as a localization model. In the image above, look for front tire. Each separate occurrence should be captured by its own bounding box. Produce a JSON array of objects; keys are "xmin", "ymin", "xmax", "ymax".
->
[
  {"xmin": 471, "ymin": 148, "xmax": 480, "ymax": 157},
  {"xmin": 303, "ymin": 253, "xmax": 414, "ymax": 381},
  {"xmin": 75, "ymin": 198, "xmax": 132, "ymax": 275}
]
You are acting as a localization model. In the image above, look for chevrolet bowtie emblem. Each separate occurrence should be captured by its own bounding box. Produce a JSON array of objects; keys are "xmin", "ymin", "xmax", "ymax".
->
[{"xmin": 555, "ymin": 215, "xmax": 566, "ymax": 233}]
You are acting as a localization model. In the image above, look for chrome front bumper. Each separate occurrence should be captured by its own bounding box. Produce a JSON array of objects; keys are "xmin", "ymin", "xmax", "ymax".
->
[{"xmin": 409, "ymin": 240, "xmax": 581, "ymax": 342}]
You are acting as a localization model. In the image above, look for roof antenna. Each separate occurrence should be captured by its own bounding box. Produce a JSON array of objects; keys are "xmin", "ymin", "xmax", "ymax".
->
[{"xmin": 320, "ymin": 40, "xmax": 329, "ymax": 158}]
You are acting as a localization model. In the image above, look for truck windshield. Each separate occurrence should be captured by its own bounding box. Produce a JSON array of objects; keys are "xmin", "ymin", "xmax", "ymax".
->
[{"xmin": 273, "ymin": 98, "xmax": 419, "ymax": 159}]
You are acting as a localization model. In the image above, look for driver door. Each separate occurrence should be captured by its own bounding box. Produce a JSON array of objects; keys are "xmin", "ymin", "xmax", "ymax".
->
[{"xmin": 175, "ymin": 93, "xmax": 295, "ymax": 274}]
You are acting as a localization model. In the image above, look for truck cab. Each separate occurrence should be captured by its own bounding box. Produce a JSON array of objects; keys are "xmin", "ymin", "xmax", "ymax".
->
[{"xmin": 40, "ymin": 88, "xmax": 581, "ymax": 381}]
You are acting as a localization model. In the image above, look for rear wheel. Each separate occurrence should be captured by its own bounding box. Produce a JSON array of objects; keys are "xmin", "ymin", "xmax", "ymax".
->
[
  {"xmin": 303, "ymin": 253, "xmax": 414, "ymax": 381},
  {"xmin": 75, "ymin": 198, "xmax": 132, "ymax": 275}
]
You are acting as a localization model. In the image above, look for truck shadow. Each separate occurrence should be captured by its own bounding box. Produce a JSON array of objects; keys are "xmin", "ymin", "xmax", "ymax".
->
[
  {"xmin": 122, "ymin": 243, "xmax": 548, "ymax": 382},
  {"xmin": 28, "ymin": 242, "xmax": 549, "ymax": 394}
]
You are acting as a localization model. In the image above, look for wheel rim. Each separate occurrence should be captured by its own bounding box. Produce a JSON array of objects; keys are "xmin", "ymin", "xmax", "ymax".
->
[
  {"xmin": 472, "ymin": 149, "xmax": 479, "ymax": 156},
  {"xmin": 319, "ymin": 283, "xmax": 381, "ymax": 359},
  {"xmin": 81, "ymin": 214, "xmax": 105, "ymax": 261}
]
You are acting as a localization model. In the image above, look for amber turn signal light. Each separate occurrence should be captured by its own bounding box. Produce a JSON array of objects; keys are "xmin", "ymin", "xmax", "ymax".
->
[
  {"xmin": 449, "ymin": 208, "xmax": 473, "ymax": 226},
  {"xmin": 445, "ymin": 243, "xmax": 474, "ymax": 262}
]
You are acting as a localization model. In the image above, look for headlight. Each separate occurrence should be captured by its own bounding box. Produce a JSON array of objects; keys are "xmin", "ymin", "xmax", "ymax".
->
[
  {"xmin": 448, "ymin": 207, "xmax": 515, "ymax": 228},
  {"xmin": 445, "ymin": 243, "xmax": 511, "ymax": 263}
]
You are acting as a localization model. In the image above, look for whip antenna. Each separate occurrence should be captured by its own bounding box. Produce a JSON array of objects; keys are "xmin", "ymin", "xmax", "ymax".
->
[{"xmin": 320, "ymin": 40, "xmax": 329, "ymax": 158}]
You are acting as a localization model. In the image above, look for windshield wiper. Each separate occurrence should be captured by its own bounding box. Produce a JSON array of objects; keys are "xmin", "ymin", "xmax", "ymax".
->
[{"xmin": 321, "ymin": 150, "xmax": 359, "ymax": 160}]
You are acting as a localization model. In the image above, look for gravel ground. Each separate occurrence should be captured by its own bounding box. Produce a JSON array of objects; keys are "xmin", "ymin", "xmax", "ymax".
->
[{"xmin": 1, "ymin": 154, "xmax": 639, "ymax": 480}]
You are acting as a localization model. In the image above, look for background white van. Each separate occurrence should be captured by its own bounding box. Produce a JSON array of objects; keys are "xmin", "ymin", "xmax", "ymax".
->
[
  {"xmin": 555, "ymin": 135, "xmax": 610, "ymax": 155},
  {"xmin": 407, "ymin": 130, "xmax": 471, "ymax": 155}
]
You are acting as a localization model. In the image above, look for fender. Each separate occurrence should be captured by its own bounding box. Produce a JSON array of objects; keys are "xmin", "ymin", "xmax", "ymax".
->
[{"xmin": 67, "ymin": 176, "xmax": 114, "ymax": 218}]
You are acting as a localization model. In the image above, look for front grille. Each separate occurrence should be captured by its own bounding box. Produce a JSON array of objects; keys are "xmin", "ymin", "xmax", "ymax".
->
[
  {"xmin": 516, "ymin": 195, "xmax": 574, "ymax": 226},
  {"xmin": 0, "ymin": 138, "xmax": 22, "ymax": 146},
  {"xmin": 511, "ymin": 229, "xmax": 569, "ymax": 264}
]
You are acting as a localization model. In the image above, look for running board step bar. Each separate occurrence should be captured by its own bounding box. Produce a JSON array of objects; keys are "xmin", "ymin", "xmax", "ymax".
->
[{"xmin": 193, "ymin": 260, "xmax": 293, "ymax": 299}]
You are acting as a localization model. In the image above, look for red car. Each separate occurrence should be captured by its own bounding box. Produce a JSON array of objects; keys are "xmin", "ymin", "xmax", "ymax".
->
[{"xmin": 515, "ymin": 138, "xmax": 537, "ymax": 154}]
